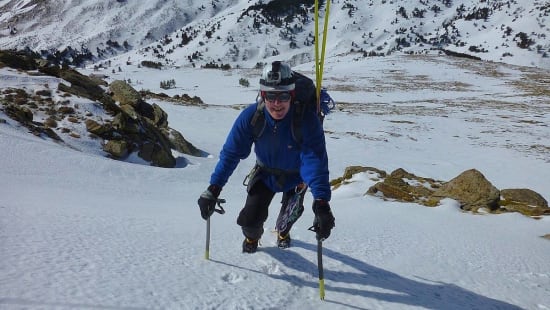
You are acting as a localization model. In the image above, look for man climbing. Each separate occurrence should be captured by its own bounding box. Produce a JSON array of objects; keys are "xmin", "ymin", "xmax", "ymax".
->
[{"xmin": 197, "ymin": 61, "xmax": 335, "ymax": 253}]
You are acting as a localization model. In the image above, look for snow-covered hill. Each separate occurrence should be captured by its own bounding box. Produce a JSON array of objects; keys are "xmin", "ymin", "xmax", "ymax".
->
[
  {"xmin": 1, "ymin": 53, "xmax": 550, "ymax": 309},
  {"xmin": 1, "ymin": 2, "xmax": 550, "ymax": 308},
  {"xmin": 1, "ymin": 0, "xmax": 549, "ymax": 68}
]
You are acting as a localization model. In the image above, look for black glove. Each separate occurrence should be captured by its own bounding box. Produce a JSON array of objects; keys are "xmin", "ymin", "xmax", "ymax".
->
[
  {"xmin": 198, "ymin": 185, "xmax": 222, "ymax": 220},
  {"xmin": 312, "ymin": 199, "xmax": 335, "ymax": 241}
]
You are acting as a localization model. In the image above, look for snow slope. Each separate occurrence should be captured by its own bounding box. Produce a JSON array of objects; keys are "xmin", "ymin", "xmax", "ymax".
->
[{"xmin": 1, "ymin": 54, "xmax": 550, "ymax": 309}]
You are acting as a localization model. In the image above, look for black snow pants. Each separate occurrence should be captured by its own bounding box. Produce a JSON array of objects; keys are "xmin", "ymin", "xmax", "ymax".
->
[{"xmin": 237, "ymin": 178, "xmax": 305, "ymax": 241}]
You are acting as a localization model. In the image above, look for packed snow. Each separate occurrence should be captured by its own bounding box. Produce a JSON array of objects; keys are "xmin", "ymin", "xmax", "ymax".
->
[{"xmin": 1, "ymin": 53, "xmax": 549, "ymax": 309}]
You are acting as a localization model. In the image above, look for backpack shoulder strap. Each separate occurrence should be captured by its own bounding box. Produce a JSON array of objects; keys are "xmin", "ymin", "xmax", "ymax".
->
[
  {"xmin": 291, "ymin": 102, "xmax": 306, "ymax": 145},
  {"xmin": 250, "ymin": 99, "xmax": 266, "ymax": 141},
  {"xmin": 290, "ymin": 71, "xmax": 317, "ymax": 145}
]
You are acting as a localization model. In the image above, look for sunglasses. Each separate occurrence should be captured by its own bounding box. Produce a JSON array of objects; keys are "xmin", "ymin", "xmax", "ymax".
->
[{"xmin": 265, "ymin": 92, "xmax": 292, "ymax": 102}]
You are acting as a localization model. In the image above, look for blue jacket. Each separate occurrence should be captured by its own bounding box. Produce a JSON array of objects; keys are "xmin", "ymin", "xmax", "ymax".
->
[{"xmin": 210, "ymin": 101, "xmax": 331, "ymax": 201}]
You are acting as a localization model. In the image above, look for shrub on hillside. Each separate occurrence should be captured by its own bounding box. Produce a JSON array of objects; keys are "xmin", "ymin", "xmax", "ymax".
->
[{"xmin": 141, "ymin": 60, "xmax": 163, "ymax": 69}]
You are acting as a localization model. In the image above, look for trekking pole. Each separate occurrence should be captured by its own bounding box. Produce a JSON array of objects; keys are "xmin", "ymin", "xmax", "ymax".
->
[
  {"xmin": 309, "ymin": 225, "xmax": 326, "ymax": 300},
  {"xmin": 317, "ymin": 240, "xmax": 325, "ymax": 300},
  {"xmin": 205, "ymin": 217, "xmax": 211, "ymax": 260},
  {"xmin": 204, "ymin": 198, "xmax": 226, "ymax": 260}
]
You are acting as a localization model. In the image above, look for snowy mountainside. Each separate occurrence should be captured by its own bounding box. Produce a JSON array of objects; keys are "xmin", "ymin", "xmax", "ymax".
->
[
  {"xmin": 0, "ymin": 0, "xmax": 549, "ymax": 68},
  {"xmin": 1, "ymin": 53, "xmax": 550, "ymax": 310},
  {"xmin": 0, "ymin": 0, "xmax": 240, "ymax": 59}
]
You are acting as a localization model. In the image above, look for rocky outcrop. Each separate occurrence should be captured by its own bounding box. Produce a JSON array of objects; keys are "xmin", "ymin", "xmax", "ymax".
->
[
  {"xmin": 500, "ymin": 189, "xmax": 550, "ymax": 216},
  {"xmin": 97, "ymin": 79, "xmax": 201, "ymax": 167},
  {"xmin": 430, "ymin": 169, "xmax": 501, "ymax": 211},
  {"xmin": 103, "ymin": 140, "xmax": 128, "ymax": 158},
  {"xmin": 368, "ymin": 168, "xmax": 443, "ymax": 206},
  {"xmin": 167, "ymin": 128, "xmax": 202, "ymax": 157},
  {"xmin": 334, "ymin": 166, "xmax": 549, "ymax": 218},
  {"xmin": 2, "ymin": 90, "xmax": 62, "ymax": 141},
  {"xmin": 0, "ymin": 50, "xmax": 203, "ymax": 168},
  {"xmin": 0, "ymin": 50, "xmax": 38, "ymax": 70},
  {"xmin": 109, "ymin": 80, "xmax": 142, "ymax": 107},
  {"xmin": 40, "ymin": 65, "xmax": 110, "ymax": 104},
  {"xmin": 331, "ymin": 166, "xmax": 387, "ymax": 189},
  {"xmin": 501, "ymin": 188, "xmax": 548, "ymax": 207}
]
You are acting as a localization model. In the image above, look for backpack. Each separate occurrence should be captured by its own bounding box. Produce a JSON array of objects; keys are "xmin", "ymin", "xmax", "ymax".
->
[{"xmin": 250, "ymin": 71, "xmax": 334, "ymax": 144}]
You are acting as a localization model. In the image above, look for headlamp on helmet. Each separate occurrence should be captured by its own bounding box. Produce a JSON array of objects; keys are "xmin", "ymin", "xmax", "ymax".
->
[{"xmin": 259, "ymin": 61, "xmax": 295, "ymax": 92}]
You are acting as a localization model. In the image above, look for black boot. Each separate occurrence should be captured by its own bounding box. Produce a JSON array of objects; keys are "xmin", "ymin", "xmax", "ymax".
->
[
  {"xmin": 277, "ymin": 233, "xmax": 291, "ymax": 249},
  {"xmin": 242, "ymin": 238, "xmax": 259, "ymax": 253}
]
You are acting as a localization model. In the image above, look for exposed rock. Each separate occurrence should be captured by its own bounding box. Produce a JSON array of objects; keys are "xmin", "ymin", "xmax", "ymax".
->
[
  {"xmin": 119, "ymin": 104, "xmax": 139, "ymax": 120},
  {"xmin": 138, "ymin": 119, "xmax": 175, "ymax": 167},
  {"xmin": 41, "ymin": 127, "xmax": 62, "ymax": 141},
  {"xmin": 85, "ymin": 119, "xmax": 112, "ymax": 137},
  {"xmin": 110, "ymin": 80, "xmax": 142, "ymax": 107},
  {"xmin": 0, "ymin": 50, "xmax": 205, "ymax": 168},
  {"xmin": 138, "ymin": 142, "xmax": 154, "ymax": 161},
  {"xmin": 367, "ymin": 168, "xmax": 443, "ymax": 205},
  {"xmin": 58, "ymin": 106, "xmax": 75, "ymax": 114},
  {"xmin": 172, "ymin": 93, "xmax": 204, "ymax": 105},
  {"xmin": 6, "ymin": 104, "xmax": 33, "ymax": 122},
  {"xmin": 5, "ymin": 103, "xmax": 63, "ymax": 141},
  {"xmin": 44, "ymin": 117, "xmax": 57, "ymax": 128},
  {"xmin": 345, "ymin": 166, "xmax": 387, "ymax": 179},
  {"xmin": 141, "ymin": 90, "xmax": 205, "ymax": 105},
  {"xmin": 430, "ymin": 169, "xmax": 500, "ymax": 211},
  {"xmin": 441, "ymin": 49, "xmax": 482, "ymax": 61},
  {"xmin": 35, "ymin": 89, "xmax": 52, "ymax": 97},
  {"xmin": 135, "ymin": 100, "xmax": 155, "ymax": 121},
  {"xmin": 501, "ymin": 189, "xmax": 548, "ymax": 207},
  {"xmin": 88, "ymin": 74, "xmax": 109, "ymax": 87},
  {"xmin": 0, "ymin": 50, "xmax": 37, "ymax": 70},
  {"xmin": 104, "ymin": 81, "xmax": 201, "ymax": 167},
  {"xmin": 500, "ymin": 188, "xmax": 550, "ymax": 216},
  {"xmin": 152, "ymin": 104, "xmax": 168, "ymax": 128},
  {"xmin": 368, "ymin": 176, "xmax": 416, "ymax": 202},
  {"xmin": 43, "ymin": 66, "xmax": 106, "ymax": 102},
  {"xmin": 67, "ymin": 116, "xmax": 79, "ymax": 123},
  {"xmin": 331, "ymin": 166, "xmax": 387, "ymax": 189},
  {"xmin": 138, "ymin": 142, "xmax": 176, "ymax": 168},
  {"xmin": 151, "ymin": 144, "xmax": 176, "ymax": 168},
  {"xmin": 103, "ymin": 140, "xmax": 128, "ymax": 158},
  {"xmin": 100, "ymin": 94, "xmax": 121, "ymax": 113},
  {"xmin": 111, "ymin": 113, "xmax": 139, "ymax": 134},
  {"xmin": 168, "ymin": 127, "xmax": 202, "ymax": 156},
  {"xmin": 347, "ymin": 165, "xmax": 547, "ymax": 218}
]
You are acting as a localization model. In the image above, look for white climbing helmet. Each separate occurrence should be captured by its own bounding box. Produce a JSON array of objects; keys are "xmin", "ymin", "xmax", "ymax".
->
[{"xmin": 259, "ymin": 61, "xmax": 295, "ymax": 92}]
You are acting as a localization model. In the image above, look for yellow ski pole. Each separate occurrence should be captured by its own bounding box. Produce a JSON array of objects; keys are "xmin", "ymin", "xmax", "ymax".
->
[
  {"xmin": 318, "ymin": 0, "xmax": 331, "ymax": 98},
  {"xmin": 314, "ymin": 0, "xmax": 320, "ymax": 111},
  {"xmin": 314, "ymin": 0, "xmax": 331, "ymax": 113},
  {"xmin": 313, "ymin": 0, "xmax": 330, "ymax": 299}
]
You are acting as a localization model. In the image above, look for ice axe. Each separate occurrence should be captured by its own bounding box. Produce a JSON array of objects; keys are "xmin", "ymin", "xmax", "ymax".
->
[{"xmin": 204, "ymin": 198, "xmax": 226, "ymax": 260}]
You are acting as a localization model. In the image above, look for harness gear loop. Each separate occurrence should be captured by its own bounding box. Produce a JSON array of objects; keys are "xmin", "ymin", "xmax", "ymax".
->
[{"xmin": 254, "ymin": 160, "xmax": 300, "ymax": 189}]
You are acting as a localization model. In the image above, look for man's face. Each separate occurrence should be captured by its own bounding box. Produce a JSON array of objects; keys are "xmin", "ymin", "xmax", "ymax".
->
[{"xmin": 264, "ymin": 91, "xmax": 292, "ymax": 120}]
